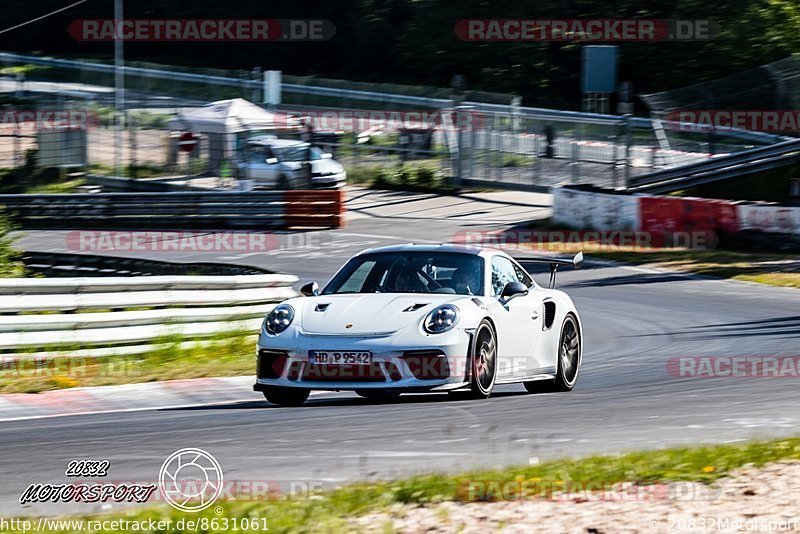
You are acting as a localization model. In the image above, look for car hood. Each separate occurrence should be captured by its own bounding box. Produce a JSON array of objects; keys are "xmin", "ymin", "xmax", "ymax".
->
[{"xmin": 296, "ymin": 293, "xmax": 468, "ymax": 336}]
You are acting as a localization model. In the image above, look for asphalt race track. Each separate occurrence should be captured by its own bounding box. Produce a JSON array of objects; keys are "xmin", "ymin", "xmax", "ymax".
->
[{"xmin": 4, "ymin": 188, "xmax": 799, "ymax": 515}]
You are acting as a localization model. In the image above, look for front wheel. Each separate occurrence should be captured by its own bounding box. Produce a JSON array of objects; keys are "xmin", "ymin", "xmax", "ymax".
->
[
  {"xmin": 263, "ymin": 386, "xmax": 310, "ymax": 406},
  {"xmin": 468, "ymin": 319, "xmax": 497, "ymax": 399},
  {"xmin": 524, "ymin": 313, "xmax": 581, "ymax": 393}
]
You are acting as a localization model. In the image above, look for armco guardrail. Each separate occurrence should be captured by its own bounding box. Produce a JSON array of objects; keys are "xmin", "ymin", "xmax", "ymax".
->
[
  {"xmin": 0, "ymin": 273, "xmax": 298, "ymax": 358},
  {"xmin": 627, "ymin": 138, "xmax": 800, "ymax": 194},
  {"xmin": 85, "ymin": 174, "xmax": 210, "ymax": 192},
  {"xmin": 0, "ymin": 190, "xmax": 344, "ymax": 229}
]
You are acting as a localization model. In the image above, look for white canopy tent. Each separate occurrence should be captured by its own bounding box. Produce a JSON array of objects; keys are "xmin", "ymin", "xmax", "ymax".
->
[
  {"xmin": 165, "ymin": 99, "xmax": 279, "ymax": 176},
  {"xmin": 165, "ymin": 98, "xmax": 279, "ymax": 134}
]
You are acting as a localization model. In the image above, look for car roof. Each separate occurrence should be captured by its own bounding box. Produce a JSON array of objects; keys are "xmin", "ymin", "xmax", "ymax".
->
[
  {"xmin": 246, "ymin": 137, "xmax": 307, "ymax": 148},
  {"xmin": 354, "ymin": 243, "xmax": 501, "ymax": 257}
]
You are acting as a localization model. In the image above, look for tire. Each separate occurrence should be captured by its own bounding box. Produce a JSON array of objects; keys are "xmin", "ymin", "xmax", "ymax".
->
[
  {"xmin": 355, "ymin": 390, "xmax": 401, "ymax": 401},
  {"xmin": 524, "ymin": 313, "xmax": 581, "ymax": 393},
  {"xmin": 466, "ymin": 319, "xmax": 497, "ymax": 399},
  {"xmin": 262, "ymin": 386, "xmax": 310, "ymax": 406},
  {"xmin": 277, "ymin": 175, "xmax": 289, "ymax": 190}
]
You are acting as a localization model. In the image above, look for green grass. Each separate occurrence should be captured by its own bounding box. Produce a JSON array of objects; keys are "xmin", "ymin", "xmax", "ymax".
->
[
  {"xmin": 88, "ymin": 162, "xmax": 181, "ymax": 179},
  {"xmin": 0, "ymin": 210, "xmax": 25, "ymax": 277},
  {"xmin": 4, "ymin": 437, "xmax": 800, "ymax": 533},
  {"xmin": 588, "ymin": 249, "xmax": 800, "ymax": 289},
  {"xmin": 346, "ymin": 162, "xmax": 457, "ymax": 194},
  {"xmin": 0, "ymin": 165, "xmax": 85, "ymax": 195},
  {"xmin": 0, "ymin": 331, "xmax": 256, "ymax": 394}
]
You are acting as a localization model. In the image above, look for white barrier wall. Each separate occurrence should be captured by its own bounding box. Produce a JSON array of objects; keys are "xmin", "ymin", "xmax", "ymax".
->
[
  {"xmin": 737, "ymin": 204, "xmax": 800, "ymax": 235},
  {"xmin": 552, "ymin": 187, "xmax": 641, "ymax": 231},
  {"xmin": 1, "ymin": 274, "xmax": 299, "ymax": 358}
]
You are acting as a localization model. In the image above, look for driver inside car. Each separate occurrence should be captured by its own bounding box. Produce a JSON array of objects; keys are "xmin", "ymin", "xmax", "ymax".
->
[
  {"xmin": 392, "ymin": 268, "xmax": 427, "ymax": 292},
  {"xmin": 451, "ymin": 266, "xmax": 479, "ymax": 295}
]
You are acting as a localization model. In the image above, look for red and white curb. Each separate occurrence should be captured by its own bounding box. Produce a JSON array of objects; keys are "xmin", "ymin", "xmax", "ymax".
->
[{"xmin": 0, "ymin": 376, "xmax": 261, "ymax": 422}]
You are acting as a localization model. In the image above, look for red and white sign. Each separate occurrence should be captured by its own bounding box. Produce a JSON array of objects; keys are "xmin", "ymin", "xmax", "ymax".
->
[{"xmin": 177, "ymin": 132, "xmax": 198, "ymax": 153}]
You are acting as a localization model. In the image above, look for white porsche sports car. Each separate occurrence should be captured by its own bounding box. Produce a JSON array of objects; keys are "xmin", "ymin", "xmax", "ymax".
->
[{"xmin": 254, "ymin": 244, "xmax": 583, "ymax": 406}]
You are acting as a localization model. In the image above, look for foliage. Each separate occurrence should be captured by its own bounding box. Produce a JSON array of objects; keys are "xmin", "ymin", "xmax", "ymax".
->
[
  {"xmin": 1, "ymin": 1, "xmax": 799, "ymax": 107},
  {"xmin": 0, "ymin": 210, "xmax": 25, "ymax": 278}
]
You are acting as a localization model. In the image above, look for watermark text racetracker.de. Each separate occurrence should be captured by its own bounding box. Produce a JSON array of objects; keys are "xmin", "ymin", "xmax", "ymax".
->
[
  {"xmin": 668, "ymin": 356, "xmax": 800, "ymax": 378},
  {"xmin": 0, "ymin": 110, "xmax": 98, "ymax": 131},
  {"xmin": 455, "ymin": 19, "xmax": 717, "ymax": 41},
  {"xmin": 452, "ymin": 229, "xmax": 718, "ymax": 251},
  {"xmin": 65, "ymin": 230, "xmax": 333, "ymax": 254},
  {"xmin": 666, "ymin": 110, "xmax": 800, "ymax": 133},
  {"xmin": 458, "ymin": 478, "xmax": 722, "ymax": 502},
  {"xmin": 276, "ymin": 108, "xmax": 487, "ymax": 132},
  {"xmin": 1, "ymin": 356, "xmax": 136, "ymax": 379},
  {"xmin": 69, "ymin": 19, "xmax": 335, "ymax": 41}
]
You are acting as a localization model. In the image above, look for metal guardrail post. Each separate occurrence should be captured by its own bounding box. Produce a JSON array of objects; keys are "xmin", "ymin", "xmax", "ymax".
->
[
  {"xmin": 624, "ymin": 115, "xmax": 632, "ymax": 189},
  {"xmin": 571, "ymin": 133, "xmax": 579, "ymax": 184}
]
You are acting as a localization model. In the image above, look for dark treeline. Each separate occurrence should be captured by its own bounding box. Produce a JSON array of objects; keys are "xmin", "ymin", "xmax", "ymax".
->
[{"xmin": 1, "ymin": 0, "xmax": 798, "ymax": 108}]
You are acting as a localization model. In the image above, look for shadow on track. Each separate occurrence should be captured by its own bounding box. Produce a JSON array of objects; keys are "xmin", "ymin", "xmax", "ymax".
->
[
  {"xmin": 161, "ymin": 390, "xmax": 531, "ymax": 412},
  {"xmin": 625, "ymin": 315, "xmax": 800, "ymax": 340},
  {"xmin": 563, "ymin": 272, "xmax": 688, "ymax": 288}
]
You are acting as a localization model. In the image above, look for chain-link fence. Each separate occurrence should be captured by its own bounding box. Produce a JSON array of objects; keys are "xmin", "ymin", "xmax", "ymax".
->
[
  {"xmin": 0, "ymin": 51, "xmax": 786, "ymax": 191},
  {"xmin": 641, "ymin": 54, "xmax": 800, "ymax": 113}
]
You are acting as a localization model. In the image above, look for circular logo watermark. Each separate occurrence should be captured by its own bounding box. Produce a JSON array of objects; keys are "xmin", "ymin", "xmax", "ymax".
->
[{"xmin": 159, "ymin": 448, "xmax": 224, "ymax": 512}]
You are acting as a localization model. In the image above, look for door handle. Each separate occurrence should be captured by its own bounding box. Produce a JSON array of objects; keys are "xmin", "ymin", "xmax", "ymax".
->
[{"xmin": 531, "ymin": 311, "xmax": 539, "ymax": 320}]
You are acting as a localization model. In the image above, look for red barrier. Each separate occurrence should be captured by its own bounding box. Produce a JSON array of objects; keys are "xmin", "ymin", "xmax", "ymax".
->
[
  {"xmin": 639, "ymin": 196, "xmax": 739, "ymax": 247},
  {"xmin": 284, "ymin": 189, "xmax": 345, "ymax": 228}
]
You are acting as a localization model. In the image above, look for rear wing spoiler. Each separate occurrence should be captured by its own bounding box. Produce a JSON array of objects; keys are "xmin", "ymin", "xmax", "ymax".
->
[{"xmin": 515, "ymin": 252, "xmax": 583, "ymax": 289}]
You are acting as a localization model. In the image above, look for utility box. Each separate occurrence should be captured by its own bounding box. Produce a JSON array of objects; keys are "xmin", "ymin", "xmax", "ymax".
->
[
  {"xmin": 581, "ymin": 46, "xmax": 618, "ymax": 94},
  {"xmin": 37, "ymin": 128, "xmax": 87, "ymax": 167}
]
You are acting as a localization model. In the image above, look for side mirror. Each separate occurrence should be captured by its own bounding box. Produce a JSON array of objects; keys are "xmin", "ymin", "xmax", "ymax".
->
[
  {"xmin": 300, "ymin": 281, "xmax": 319, "ymax": 297},
  {"xmin": 266, "ymin": 157, "xmax": 279, "ymax": 165},
  {"xmin": 320, "ymin": 152, "xmax": 333, "ymax": 159},
  {"xmin": 500, "ymin": 281, "xmax": 528, "ymax": 304}
]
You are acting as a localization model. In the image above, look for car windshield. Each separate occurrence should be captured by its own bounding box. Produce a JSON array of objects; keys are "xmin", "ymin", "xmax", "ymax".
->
[
  {"xmin": 323, "ymin": 252, "xmax": 484, "ymax": 295},
  {"xmin": 273, "ymin": 145, "xmax": 325, "ymax": 162}
]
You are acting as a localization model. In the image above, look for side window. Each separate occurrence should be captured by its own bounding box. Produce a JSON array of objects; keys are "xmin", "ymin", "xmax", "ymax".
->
[
  {"xmin": 512, "ymin": 262, "xmax": 533, "ymax": 288},
  {"xmin": 338, "ymin": 261, "xmax": 376, "ymax": 293},
  {"xmin": 491, "ymin": 256, "xmax": 518, "ymax": 296}
]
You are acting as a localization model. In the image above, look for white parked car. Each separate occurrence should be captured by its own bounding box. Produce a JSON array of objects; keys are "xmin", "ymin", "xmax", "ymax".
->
[
  {"xmin": 237, "ymin": 136, "xmax": 346, "ymax": 189},
  {"xmin": 254, "ymin": 244, "xmax": 584, "ymax": 406}
]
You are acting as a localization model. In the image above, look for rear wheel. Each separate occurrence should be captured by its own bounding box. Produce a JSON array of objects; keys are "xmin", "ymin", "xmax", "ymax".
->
[
  {"xmin": 355, "ymin": 390, "xmax": 401, "ymax": 401},
  {"xmin": 524, "ymin": 313, "xmax": 581, "ymax": 393},
  {"xmin": 263, "ymin": 386, "xmax": 310, "ymax": 406}
]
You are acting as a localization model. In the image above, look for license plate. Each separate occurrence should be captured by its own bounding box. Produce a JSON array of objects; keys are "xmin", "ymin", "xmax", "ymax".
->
[{"xmin": 309, "ymin": 350, "xmax": 372, "ymax": 365}]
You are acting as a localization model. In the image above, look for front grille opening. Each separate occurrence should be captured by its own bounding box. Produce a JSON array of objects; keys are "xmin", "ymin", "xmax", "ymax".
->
[
  {"xmin": 402, "ymin": 350, "xmax": 450, "ymax": 380},
  {"xmin": 302, "ymin": 362, "xmax": 386, "ymax": 382},
  {"xmin": 287, "ymin": 361, "xmax": 303, "ymax": 380},
  {"xmin": 385, "ymin": 361, "xmax": 403, "ymax": 381},
  {"xmin": 257, "ymin": 350, "xmax": 288, "ymax": 379}
]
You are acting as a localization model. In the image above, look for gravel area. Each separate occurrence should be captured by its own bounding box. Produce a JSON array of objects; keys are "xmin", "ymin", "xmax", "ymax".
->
[{"xmin": 352, "ymin": 461, "xmax": 800, "ymax": 533}]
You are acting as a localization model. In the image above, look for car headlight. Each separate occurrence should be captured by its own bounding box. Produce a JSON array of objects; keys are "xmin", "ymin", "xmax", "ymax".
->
[
  {"xmin": 265, "ymin": 304, "xmax": 295, "ymax": 334},
  {"xmin": 424, "ymin": 304, "xmax": 459, "ymax": 334}
]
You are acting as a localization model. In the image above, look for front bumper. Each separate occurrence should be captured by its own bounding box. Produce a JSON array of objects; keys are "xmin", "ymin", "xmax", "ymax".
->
[
  {"xmin": 254, "ymin": 330, "xmax": 470, "ymax": 391},
  {"xmin": 311, "ymin": 171, "xmax": 347, "ymax": 188}
]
